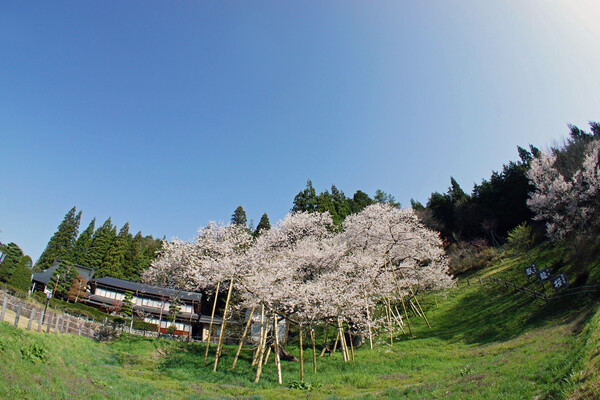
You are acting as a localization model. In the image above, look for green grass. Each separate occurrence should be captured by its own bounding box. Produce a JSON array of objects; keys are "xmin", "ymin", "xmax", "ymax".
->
[{"xmin": 0, "ymin": 245, "xmax": 598, "ymax": 399}]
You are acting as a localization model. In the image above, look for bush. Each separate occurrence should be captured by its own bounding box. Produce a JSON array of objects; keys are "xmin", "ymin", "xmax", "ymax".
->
[
  {"xmin": 448, "ymin": 239, "xmax": 498, "ymax": 275},
  {"xmin": 94, "ymin": 325, "xmax": 119, "ymax": 342},
  {"xmin": 506, "ymin": 223, "xmax": 534, "ymax": 253},
  {"xmin": 132, "ymin": 320, "xmax": 158, "ymax": 332}
]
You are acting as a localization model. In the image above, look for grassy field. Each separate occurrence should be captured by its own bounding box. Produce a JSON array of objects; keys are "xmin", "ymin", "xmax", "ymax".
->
[{"xmin": 0, "ymin": 246, "xmax": 598, "ymax": 399}]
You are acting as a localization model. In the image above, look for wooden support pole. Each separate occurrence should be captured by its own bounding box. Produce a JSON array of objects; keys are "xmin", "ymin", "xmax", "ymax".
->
[
  {"xmin": 348, "ymin": 329, "xmax": 355, "ymax": 362},
  {"xmin": 331, "ymin": 331, "xmax": 339, "ymax": 356},
  {"xmin": 338, "ymin": 318, "xmax": 349, "ymax": 362},
  {"xmin": 400, "ymin": 296, "xmax": 413, "ymax": 337},
  {"xmin": 273, "ymin": 315, "xmax": 282, "ymax": 385},
  {"xmin": 434, "ymin": 294, "xmax": 439, "ymax": 308},
  {"xmin": 386, "ymin": 298, "xmax": 393, "ymax": 346},
  {"xmin": 203, "ymin": 281, "xmax": 221, "ymax": 367},
  {"xmin": 322, "ymin": 323, "xmax": 329, "ymax": 346},
  {"xmin": 252, "ymin": 305, "xmax": 265, "ymax": 366},
  {"xmin": 299, "ymin": 324, "xmax": 304, "ymax": 380},
  {"xmin": 232, "ymin": 306, "xmax": 255, "ymax": 370},
  {"xmin": 213, "ymin": 279, "xmax": 234, "ymax": 372},
  {"xmin": 253, "ymin": 310, "xmax": 269, "ymax": 383},
  {"xmin": 365, "ymin": 307, "xmax": 373, "ymax": 350},
  {"xmin": 310, "ymin": 326, "xmax": 317, "ymax": 373},
  {"xmin": 263, "ymin": 347, "xmax": 271, "ymax": 365}
]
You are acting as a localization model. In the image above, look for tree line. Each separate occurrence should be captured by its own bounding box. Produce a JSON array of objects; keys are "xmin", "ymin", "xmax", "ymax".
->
[{"xmin": 34, "ymin": 207, "xmax": 163, "ymax": 282}]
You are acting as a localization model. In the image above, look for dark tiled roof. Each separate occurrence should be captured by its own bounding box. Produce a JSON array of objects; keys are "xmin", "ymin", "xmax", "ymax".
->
[
  {"xmin": 32, "ymin": 260, "xmax": 96, "ymax": 285},
  {"xmin": 91, "ymin": 276, "xmax": 202, "ymax": 302}
]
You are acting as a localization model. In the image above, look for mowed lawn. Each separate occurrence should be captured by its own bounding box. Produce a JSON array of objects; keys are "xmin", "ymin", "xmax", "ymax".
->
[{"xmin": 0, "ymin": 252, "xmax": 595, "ymax": 399}]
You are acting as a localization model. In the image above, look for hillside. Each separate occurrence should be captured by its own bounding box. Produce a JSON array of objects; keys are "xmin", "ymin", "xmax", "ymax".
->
[{"xmin": 0, "ymin": 245, "xmax": 598, "ymax": 399}]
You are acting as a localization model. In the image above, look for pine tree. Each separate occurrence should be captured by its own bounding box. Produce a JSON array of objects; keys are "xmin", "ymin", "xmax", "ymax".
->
[
  {"xmin": 254, "ymin": 213, "xmax": 271, "ymax": 237},
  {"xmin": 349, "ymin": 190, "xmax": 374, "ymax": 214},
  {"xmin": 292, "ymin": 180, "xmax": 318, "ymax": 212},
  {"xmin": 72, "ymin": 218, "xmax": 95, "ymax": 266},
  {"xmin": 124, "ymin": 232, "xmax": 144, "ymax": 281},
  {"xmin": 35, "ymin": 207, "xmax": 82, "ymax": 271},
  {"xmin": 7, "ymin": 255, "xmax": 32, "ymax": 291},
  {"xmin": 98, "ymin": 222, "xmax": 131, "ymax": 279},
  {"xmin": 231, "ymin": 206, "xmax": 248, "ymax": 227},
  {"xmin": 0, "ymin": 242, "xmax": 25, "ymax": 283},
  {"xmin": 84, "ymin": 218, "xmax": 116, "ymax": 272}
]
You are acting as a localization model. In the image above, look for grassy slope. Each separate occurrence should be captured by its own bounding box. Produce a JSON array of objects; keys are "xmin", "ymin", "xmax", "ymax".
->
[{"xmin": 0, "ymin": 245, "xmax": 598, "ymax": 399}]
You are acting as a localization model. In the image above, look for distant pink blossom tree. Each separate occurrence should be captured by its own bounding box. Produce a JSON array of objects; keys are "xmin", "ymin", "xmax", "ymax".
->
[{"xmin": 527, "ymin": 140, "xmax": 600, "ymax": 240}]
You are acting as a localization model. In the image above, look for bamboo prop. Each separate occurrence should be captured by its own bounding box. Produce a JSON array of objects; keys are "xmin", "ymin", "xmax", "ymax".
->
[
  {"xmin": 348, "ymin": 330, "xmax": 355, "ymax": 362},
  {"xmin": 213, "ymin": 279, "xmax": 234, "ymax": 372},
  {"xmin": 232, "ymin": 306, "xmax": 256, "ymax": 370},
  {"xmin": 252, "ymin": 305, "xmax": 266, "ymax": 366},
  {"xmin": 263, "ymin": 347, "xmax": 272, "ymax": 365},
  {"xmin": 365, "ymin": 307, "xmax": 374, "ymax": 350},
  {"xmin": 310, "ymin": 326, "xmax": 317, "ymax": 373},
  {"xmin": 203, "ymin": 281, "xmax": 221, "ymax": 367},
  {"xmin": 299, "ymin": 324, "xmax": 304, "ymax": 381},
  {"xmin": 400, "ymin": 295, "xmax": 413, "ymax": 338},
  {"xmin": 393, "ymin": 305, "xmax": 407, "ymax": 334},
  {"xmin": 386, "ymin": 298, "xmax": 394, "ymax": 346},
  {"xmin": 337, "ymin": 317, "xmax": 349, "ymax": 362},
  {"xmin": 409, "ymin": 299, "xmax": 422, "ymax": 318},
  {"xmin": 331, "ymin": 331, "xmax": 340, "ymax": 356},
  {"xmin": 273, "ymin": 315, "xmax": 283, "ymax": 385},
  {"xmin": 253, "ymin": 311, "xmax": 269, "ymax": 383},
  {"xmin": 322, "ymin": 323, "xmax": 329, "ymax": 346},
  {"xmin": 401, "ymin": 273, "xmax": 431, "ymax": 328}
]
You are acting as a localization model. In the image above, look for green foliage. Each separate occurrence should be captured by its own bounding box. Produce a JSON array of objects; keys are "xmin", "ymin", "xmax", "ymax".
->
[
  {"xmin": 47, "ymin": 262, "xmax": 78, "ymax": 300},
  {"xmin": 7, "ymin": 255, "xmax": 33, "ymax": 291},
  {"xmin": 166, "ymin": 325, "xmax": 177, "ymax": 334},
  {"xmin": 132, "ymin": 320, "xmax": 158, "ymax": 331},
  {"xmin": 0, "ymin": 242, "xmax": 25, "ymax": 283},
  {"xmin": 35, "ymin": 206, "xmax": 81, "ymax": 271},
  {"xmin": 85, "ymin": 218, "xmax": 116, "ymax": 274},
  {"xmin": 121, "ymin": 290, "xmax": 133, "ymax": 318},
  {"xmin": 99, "ymin": 222, "xmax": 131, "ymax": 279},
  {"xmin": 288, "ymin": 380, "xmax": 322, "ymax": 390},
  {"xmin": 71, "ymin": 218, "xmax": 95, "ymax": 266},
  {"xmin": 448, "ymin": 240, "xmax": 498, "ymax": 276},
  {"xmin": 374, "ymin": 189, "xmax": 400, "ymax": 208},
  {"xmin": 506, "ymin": 223, "xmax": 534, "ymax": 252},
  {"xmin": 20, "ymin": 344, "xmax": 47, "ymax": 363},
  {"xmin": 292, "ymin": 179, "xmax": 318, "ymax": 213},
  {"xmin": 254, "ymin": 213, "xmax": 271, "ymax": 237},
  {"xmin": 168, "ymin": 299, "xmax": 181, "ymax": 324},
  {"xmin": 231, "ymin": 205, "xmax": 248, "ymax": 227}
]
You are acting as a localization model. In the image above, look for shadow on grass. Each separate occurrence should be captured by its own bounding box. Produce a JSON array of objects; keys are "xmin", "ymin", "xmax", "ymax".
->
[{"xmin": 414, "ymin": 283, "xmax": 595, "ymax": 345}]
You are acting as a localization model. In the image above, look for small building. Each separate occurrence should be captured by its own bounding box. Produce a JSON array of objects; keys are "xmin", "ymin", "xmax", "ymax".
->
[
  {"xmin": 31, "ymin": 260, "xmax": 95, "ymax": 294},
  {"xmin": 31, "ymin": 260, "xmax": 221, "ymax": 340},
  {"xmin": 87, "ymin": 276, "xmax": 221, "ymax": 339}
]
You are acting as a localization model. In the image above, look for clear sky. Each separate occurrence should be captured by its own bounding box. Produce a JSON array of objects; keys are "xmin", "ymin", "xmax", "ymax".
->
[{"xmin": 1, "ymin": 1, "xmax": 599, "ymax": 261}]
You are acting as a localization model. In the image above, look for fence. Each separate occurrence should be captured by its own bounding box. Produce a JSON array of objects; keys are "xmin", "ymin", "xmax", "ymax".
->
[
  {"xmin": 0, "ymin": 290, "xmax": 99, "ymax": 338},
  {"xmin": 456, "ymin": 275, "xmax": 600, "ymax": 303}
]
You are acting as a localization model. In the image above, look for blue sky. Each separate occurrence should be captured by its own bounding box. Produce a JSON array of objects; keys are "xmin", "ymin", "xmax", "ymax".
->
[{"xmin": 1, "ymin": 1, "xmax": 599, "ymax": 261}]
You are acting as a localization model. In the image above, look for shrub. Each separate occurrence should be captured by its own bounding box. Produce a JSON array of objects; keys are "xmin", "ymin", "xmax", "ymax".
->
[
  {"xmin": 448, "ymin": 239, "xmax": 498, "ymax": 275},
  {"xmin": 506, "ymin": 223, "xmax": 534, "ymax": 253},
  {"xmin": 94, "ymin": 325, "xmax": 119, "ymax": 342}
]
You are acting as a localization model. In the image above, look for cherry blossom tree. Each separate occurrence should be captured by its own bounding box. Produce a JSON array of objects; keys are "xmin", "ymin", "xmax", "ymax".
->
[{"xmin": 527, "ymin": 140, "xmax": 600, "ymax": 241}]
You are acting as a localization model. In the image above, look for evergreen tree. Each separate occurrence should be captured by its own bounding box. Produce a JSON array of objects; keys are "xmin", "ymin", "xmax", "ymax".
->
[
  {"xmin": 331, "ymin": 185, "xmax": 351, "ymax": 223},
  {"xmin": 349, "ymin": 190, "xmax": 374, "ymax": 214},
  {"xmin": 72, "ymin": 218, "xmax": 95, "ymax": 266},
  {"xmin": 84, "ymin": 218, "xmax": 116, "ymax": 272},
  {"xmin": 254, "ymin": 213, "xmax": 271, "ymax": 237},
  {"xmin": 7, "ymin": 255, "xmax": 32, "ymax": 291},
  {"xmin": 98, "ymin": 222, "xmax": 131, "ymax": 279},
  {"xmin": 48, "ymin": 262, "xmax": 77, "ymax": 300},
  {"xmin": 124, "ymin": 231, "xmax": 144, "ymax": 281},
  {"xmin": 292, "ymin": 180, "xmax": 318, "ymax": 212},
  {"xmin": 231, "ymin": 206, "xmax": 248, "ymax": 227},
  {"xmin": 35, "ymin": 207, "xmax": 82, "ymax": 271},
  {"xmin": 374, "ymin": 190, "xmax": 400, "ymax": 208},
  {"xmin": 0, "ymin": 242, "xmax": 24, "ymax": 283}
]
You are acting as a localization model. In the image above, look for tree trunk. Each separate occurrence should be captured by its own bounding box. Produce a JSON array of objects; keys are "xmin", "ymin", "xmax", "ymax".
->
[{"xmin": 273, "ymin": 316, "xmax": 283, "ymax": 385}]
